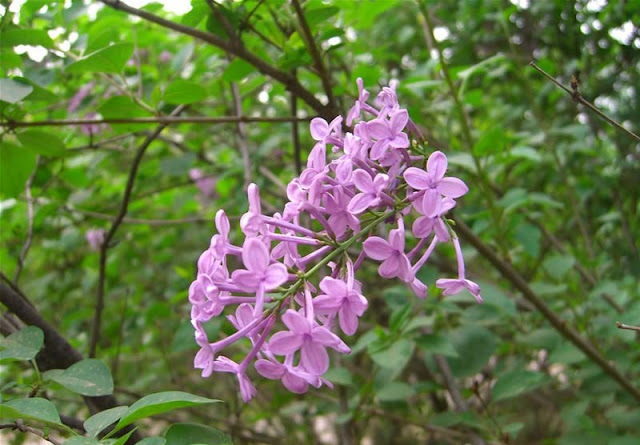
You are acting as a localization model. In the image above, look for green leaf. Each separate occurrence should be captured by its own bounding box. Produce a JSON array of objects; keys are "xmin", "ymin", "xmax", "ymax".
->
[
  {"xmin": 64, "ymin": 438, "xmax": 101, "ymax": 445},
  {"xmin": 430, "ymin": 411, "xmax": 483, "ymax": 429},
  {"xmin": 370, "ymin": 338, "xmax": 414, "ymax": 373},
  {"xmin": 0, "ymin": 326, "xmax": 44, "ymax": 362},
  {"xmin": 472, "ymin": 127, "xmax": 504, "ymax": 156},
  {"xmin": 0, "ymin": 78, "xmax": 33, "ymax": 103},
  {"xmin": 0, "ymin": 142, "xmax": 37, "ymax": 198},
  {"xmin": 163, "ymin": 80, "xmax": 207, "ymax": 105},
  {"xmin": 376, "ymin": 382, "xmax": 414, "ymax": 402},
  {"xmin": 164, "ymin": 423, "xmax": 233, "ymax": 445},
  {"xmin": 17, "ymin": 130, "xmax": 66, "ymax": 157},
  {"xmin": 113, "ymin": 392, "xmax": 220, "ymax": 434},
  {"xmin": 84, "ymin": 406, "xmax": 128, "ymax": 438},
  {"xmin": 44, "ymin": 359, "xmax": 114, "ymax": 396},
  {"xmin": 416, "ymin": 333, "xmax": 459, "ymax": 358},
  {"xmin": 136, "ymin": 437, "xmax": 166, "ymax": 445},
  {"xmin": 66, "ymin": 43, "xmax": 134, "ymax": 74},
  {"xmin": 492, "ymin": 370, "xmax": 548, "ymax": 401},
  {"xmin": 221, "ymin": 59, "xmax": 255, "ymax": 82},
  {"xmin": 0, "ymin": 398, "xmax": 62, "ymax": 427},
  {"xmin": 0, "ymin": 28, "xmax": 54, "ymax": 48},
  {"xmin": 110, "ymin": 428, "xmax": 137, "ymax": 445},
  {"xmin": 305, "ymin": 6, "xmax": 340, "ymax": 29},
  {"xmin": 448, "ymin": 326, "xmax": 497, "ymax": 378},
  {"xmin": 323, "ymin": 367, "xmax": 352, "ymax": 386}
]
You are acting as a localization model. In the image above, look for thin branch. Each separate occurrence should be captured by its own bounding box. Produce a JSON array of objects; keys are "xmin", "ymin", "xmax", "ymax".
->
[
  {"xmin": 1, "ymin": 115, "xmax": 310, "ymax": 128},
  {"xmin": 97, "ymin": 0, "xmax": 334, "ymax": 119},
  {"xmin": 434, "ymin": 355, "xmax": 486, "ymax": 445},
  {"xmin": 13, "ymin": 158, "xmax": 39, "ymax": 284},
  {"xmin": 529, "ymin": 61, "xmax": 640, "ymax": 142},
  {"xmin": 291, "ymin": 0, "xmax": 336, "ymax": 114},
  {"xmin": 452, "ymin": 216, "xmax": 640, "ymax": 403},
  {"xmin": 66, "ymin": 206, "xmax": 210, "ymax": 226},
  {"xmin": 0, "ymin": 422, "xmax": 62, "ymax": 445},
  {"xmin": 616, "ymin": 322, "xmax": 640, "ymax": 333},
  {"xmin": 89, "ymin": 105, "xmax": 185, "ymax": 358}
]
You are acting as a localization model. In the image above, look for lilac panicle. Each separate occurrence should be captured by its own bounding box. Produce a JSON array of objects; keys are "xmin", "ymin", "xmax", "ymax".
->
[{"xmin": 188, "ymin": 79, "xmax": 480, "ymax": 401}]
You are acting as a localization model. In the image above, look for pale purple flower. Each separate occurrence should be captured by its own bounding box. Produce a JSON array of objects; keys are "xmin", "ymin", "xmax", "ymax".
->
[
  {"xmin": 189, "ymin": 168, "xmax": 217, "ymax": 198},
  {"xmin": 366, "ymin": 109, "xmax": 410, "ymax": 160},
  {"xmin": 239, "ymin": 183, "xmax": 266, "ymax": 236},
  {"xmin": 68, "ymin": 82, "xmax": 95, "ymax": 113},
  {"xmin": 403, "ymin": 151, "xmax": 469, "ymax": 204},
  {"xmin": 436, "ymin": 237, "xmax": 482, "ymax": 303},
  {"xmin": 86, "ymin": 228, "xmax": 105, "ymax": 251},
  {"xmin": 347, "ymin": 170, "xmax": 390, "ymax": 214},
  {"xmin": 81, "ymin": 112, "xmax": 107, "ymax": 136},
  {"xmin": 159, "ymin": 50, "xmax": 172, "ymax": 63},
  {"xmin": 323, "ymin": 188, "xmax": 360, "ymax": 238},
  {"xmin": 255, "ymin": 356, "xmax": 324, "ymax": 394},
  {"xmin": 313, "ymin": 266, "xmax": 368, "ymax": 335},
  {"xmin": 231, "ymin": 237, "xmax": 288, "ymax": 315},
  {"xmin": 363, "ymin": 219, "xmax": 414, "ymax": 282},
  {"xmin": 268, "ymin": 309, "xmax": 350, "ymax": 375},
  {"xmin": 346, "ymin": 77, "xmax": 370, "ymax": 126}
]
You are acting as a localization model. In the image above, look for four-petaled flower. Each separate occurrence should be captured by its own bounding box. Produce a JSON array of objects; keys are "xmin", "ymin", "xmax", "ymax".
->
[
  {"xmin": 314, "ymin": 272, "xmax": 368, "ymax": 336},
  {"xmin": 363, "ymin": 219, "xmax": 414, "ymax": 282},
  {"xmin": 347, "ymin": 170, "xmax": 389, "ymax": 214},
  {"xmin": 268, "ymin": 309, "xmax": 350, "ymax": 375}
]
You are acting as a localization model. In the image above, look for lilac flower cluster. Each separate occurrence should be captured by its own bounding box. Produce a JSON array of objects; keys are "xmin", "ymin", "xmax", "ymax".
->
[{"xmin": 189, "ymin": 79, "xmax": 481, "ymax": 401}]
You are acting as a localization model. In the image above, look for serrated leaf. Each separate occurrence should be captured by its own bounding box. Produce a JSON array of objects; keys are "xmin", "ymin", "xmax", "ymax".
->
[
  {"xmin": 0, "ymin": 326, "xmax": 44, "ymax": 362},
  {"xmin": 45, "ymin": 359, "xmax": 114, "ymax": 396},
  {"xmin": 0, "ymin": 142, "xmax": 37, "ymax": 198},
  {"xmin": 0, "ymin": 78, "xmax": 33, "ymax": 103},
  {"xmin": 492, "ymin": 370, "xmax": 548, "ymax": 401},
  {"xmin": 66, "ymin": 43, "xmax": 134, "ymax": 74},
  {"xmin": 113, "ymin": 392, "xmax": 220, "ymax": 434},
  {"xmin": 84, "ymin": 406, "xmax": 128, "ymax": 438},
  {"xmin": 17, "ymin": 130, "xmax": 66, "ymax": 157},
  {"xmin": 0, "ymin": 398, "xmax": 62, "ymax": 427},
  {"xmin": 164, "ymin": 423, "xmax": 232, "ymax": 445},
  {"xmin": 163, "ymin": 80, "xmax": 207, "ymax": 105}
]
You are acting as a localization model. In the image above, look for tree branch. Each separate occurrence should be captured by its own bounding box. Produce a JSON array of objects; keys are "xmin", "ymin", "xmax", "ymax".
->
[
  {"xmin": 1, "ymin": 115, "xmax": 310, "ymax": 128},
  {"xmin": 452, "ymin": 216, "xmax": 640, "ymax": 402},
  {"xmin": 89, "ymin": 105, "xmax": 185, "ymax": 358},
  {"xmin": 13, "ymin": 158, "xmax": 39, "ymax": 284},
  {"xmin": 529, "ymin": 61, "xmax": 640, "ymax": 142},
  {"xmin": 291, "ymin": 0, "xmax": 337, "ymax": 114},
  {"xmin": 97, "ymin": 0, "xmax": 334, "ymax": 119},
  {"xmin": 0, "ymin": 422, "xmax": 62, "ymax": 445}
]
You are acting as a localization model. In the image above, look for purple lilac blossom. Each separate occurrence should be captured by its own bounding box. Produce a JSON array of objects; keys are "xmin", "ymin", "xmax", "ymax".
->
[
  {"xmin": 86, "ymin": 228, "xmax": 105, "ymax": 251},
  {"xmin": 188, "ymin": 79, "xmax": 480, "ymax": 401},
  {"xmin": 189, "ymin": 168, "xmax": 217, "ymax": 199}
]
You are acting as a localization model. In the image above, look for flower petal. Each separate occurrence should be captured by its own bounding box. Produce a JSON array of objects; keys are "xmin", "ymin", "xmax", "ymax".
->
[
  {"xmin": 403, "ymin": 167, "xmax": 431, "ymax": 190},
  {"xmin": 268, "ymin": 331, "xmax": 303, "ymax": 355},
  {"xmin": 363, "ymin": 236, "xmax": 394, "ymax": 260},
  {"xmin": 263, "ymin": 263, "xmax": 288, "ymax": 289},
  {"xmin": 347, "ymin": 192, "xmax": 375, "ymax": 214},
  {"xmin": 255, "ymin": 359, "xmax": 286, "ymax": 379},
  {"xmin": 310, "ymin": 117, "xmax": 329, "ymax": 140},
  {"xmin": 352, "ymin": 169, "xmax": 374, "ymax": 193},
  {"xmin": 427, "ymin": 151, "xmax": 448, "ymax": 181},
  {"xmin": 437, "ymin": 177, "xmax": 469, "ymax": 198},
  {"xmin": 281, "ymin": 309, "xmax": 309, "ymax": 334},
  {"xmin": 301, "ymin": 342, "xmax": 329, "ymax": 375},
  {"xmin": 379, "ymin": 254, "xmax": 401, "ymax": 278},
  {"xmin": 242, "ymin": 237, "xmax": 269, "ymax": 273}
]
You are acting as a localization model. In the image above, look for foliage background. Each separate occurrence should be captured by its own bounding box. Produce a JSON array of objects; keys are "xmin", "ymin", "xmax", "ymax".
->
[{"xmin": 1, "ymin": 0, "xmax": 639, "ymax": 444}]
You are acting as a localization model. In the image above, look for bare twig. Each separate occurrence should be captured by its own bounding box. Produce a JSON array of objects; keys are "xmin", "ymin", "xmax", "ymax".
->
[
  {"xmin": 66, "ymin": 206, "xmax": 210, "ymax": 226},
  {"xmin": 89, "ymin": 105, "xmax": 186, "ymax": 358},
  {"xmin": 616, "ymin": 322, "xmax": 640, "ymax": 333},
  {"xmin": 290, "ymin": 81, "xmax": 302, "ymax": 174},
  {"xmin": 97, "ymin": 0, "xmax": 334, "ymax": 119},
  {"xmin": 434, "ymin": 355, "xmax": 486, "ymax": 445},
  {"xmin": 291, "ymin": 0, "xmax": 336, "ymax": 114},
  {"xmin": 0, "ymin": 422, "xmax": 62, "ymax": 445},
  {"xmin": 452, "ymin": 216, "xmax": 640, "ymax": 402},
  {"xmin": 529, "ymin": 62, "xmax": 640, "ymax": 142},
  {"xmin": 13, "ymin": 158, "xmax": 39, "ymax": 284},
  {"xmin": 1, "ymin": 115, "xmax": 310, "ymax": 128}
]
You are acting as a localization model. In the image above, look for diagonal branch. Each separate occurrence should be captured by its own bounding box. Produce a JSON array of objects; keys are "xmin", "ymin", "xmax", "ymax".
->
[
  {"xmin": 452, "ymin": 216, "xmax": 640, "ymax": 403},
  {"xmin": 89, "ymin": 105, "xmax": 185, "ymax": 358},
  {"xmin": 97, "ymin": 0, "xmax": 334, "ymax": 120},
  {"xmin": 1, "ymin": 115, "xmax": 310, "ymax": 128}
]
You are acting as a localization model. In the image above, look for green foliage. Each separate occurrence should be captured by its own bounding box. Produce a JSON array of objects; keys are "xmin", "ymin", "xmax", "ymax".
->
[{"xmin": 1, "ymin": 0, "xmax": 639, "ymax": 444}]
